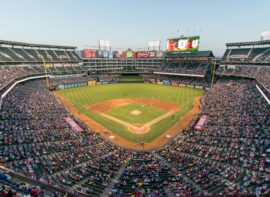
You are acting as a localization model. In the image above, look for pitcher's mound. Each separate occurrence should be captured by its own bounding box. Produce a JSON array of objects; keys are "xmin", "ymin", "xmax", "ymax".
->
[{"xmin": 131, "ymin": 110, "xmax": 141, "ymax": 115}]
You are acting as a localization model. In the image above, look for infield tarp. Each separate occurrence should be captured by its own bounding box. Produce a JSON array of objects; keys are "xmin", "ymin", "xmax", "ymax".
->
[
  {"xmin": 65, "ymin": 117, "xmax": 83, "ymax": 133},
  {"xmin": 194, "ymin": 115, "xmax": 208, "ymax": 131}
]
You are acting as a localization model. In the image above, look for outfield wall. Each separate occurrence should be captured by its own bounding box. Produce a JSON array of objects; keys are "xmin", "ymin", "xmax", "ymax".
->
[{"xmin": 53, "ymin": 78, "xmax": 207, "ymax": 91}]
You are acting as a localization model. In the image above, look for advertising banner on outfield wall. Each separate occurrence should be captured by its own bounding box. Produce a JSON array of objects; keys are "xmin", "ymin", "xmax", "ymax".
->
[
  {"xmin": 195, "ymin": 86, "xmax": 203, "ymax": 89},
  {"xmin": 136, "ymin": 51, "xmax": 156, "ymax": 58},
  {"xmin": 163, "ymin": 80, "xmax": 171, "ymax": 86},
  {"xmin": 136, "ymin": 51, "xmax": 149, "ymax": 58},
  {"xmin": 103, "ymin": 50, "xmax": 109, "ymax": 58},
  {"xmin": 148, "ymin": 40, "xmax": 160, "ymax": 48},
  {"xmin": 187, "ymin": 85, "xmax": 195, "ymax": 88},
  {"xmin": 171, "ymin": 81, "xmax": 178, "ymax": 86},
  {"xmin": 97, "ymin": 50, "xmax": 104, "ymax": 58},
  {"xmin": 63, "ymin": 82, "xmax": 87, "ymax": 89},
  {"xmin": 122, "ymin": 50, "xmax": 135, "ymax": 59},
  {"xmin": 99, "ymin": 40, "xmax": 111, "ymax": 49},
  {"xmin": 83, "ymin": 49, "xmax": 97, "ymax": 58},
  {"xmin": 156, "ymin": 51, "xmax": 164, "ymax": 58},
  {"xmin": 109, "ymin": 51, "xmax": 114, "ymax": 59},
  {"xmin": 149, "ymin": 51, "xmax": 156, "ymax": 58},
  {"xmin": 97, "ymin": 50, "xmax": 111, "ymax": 58},
  {"xmin": 113, "ymin": 51, "xmax": 119, "ymax": 58},
  {"xmin": 88, "ymin": 81, "xmax": 96, "ymax": 86}
]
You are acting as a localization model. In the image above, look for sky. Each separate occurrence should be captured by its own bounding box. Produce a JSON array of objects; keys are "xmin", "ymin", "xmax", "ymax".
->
[{"xmin": 0, "ymin": 0, "xmax": 270, "ymax": 56}]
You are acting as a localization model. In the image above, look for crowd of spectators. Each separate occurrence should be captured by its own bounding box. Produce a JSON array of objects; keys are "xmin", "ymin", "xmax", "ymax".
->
[
  {"xmin": 158, "ymin": 62, "xmax": 210, "ymax": 76},
  {"xmin": 0, "ymin": 67, "xmax": 28, "ymax": 88},
  {"xmin": 156, "ymin": 79, "xmax": 270, "ymax": 196},
  {"xmin": 0, "ymin": 81, "xmax": 128, "ymax": 196},
  {"xmin": 155, "ymin": 75, "xmax": 209, "ymax": 88},
  {"xmin": 0, "ymin": 65, "xmax": 86, "ymax": 90},
  {"xmin": 0, "ymin": 171, "xmax": 42, "ymax": 197},
  {"xmin": 110, "ymin": 152, "xmax": 169, "ymax": 196},
  {"xmin": 0, "ymin": 78, "xmax": 269, "ymax": 196},
  {"xmin": 217, "ymin": 65, "xmax": 270, "ymax": 92}
]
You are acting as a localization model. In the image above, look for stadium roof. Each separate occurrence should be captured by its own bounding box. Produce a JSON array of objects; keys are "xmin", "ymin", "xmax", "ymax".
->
[
  {"xmin": 166, "ymin": 51, "xmax": 214, "ymax": 58},
  {"xmin": 0, "ymin": 40, "xmax": 77, "ymax": 50},
  {"xmin": 226, "ymin": 40, "xmax": 270, "ymax": 47}
]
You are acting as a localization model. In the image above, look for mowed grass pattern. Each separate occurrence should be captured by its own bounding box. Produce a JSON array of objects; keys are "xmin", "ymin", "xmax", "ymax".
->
[
  {"xmin": 57, "ymin": 83, "xmax": 205, "ymax": 143},
  {"xmin": 106, "ymin": 103, "xmax": 166, "ymax": 124}
]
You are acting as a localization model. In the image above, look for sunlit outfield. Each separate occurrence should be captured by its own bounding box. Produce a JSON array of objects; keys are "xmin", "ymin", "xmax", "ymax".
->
[{"xmin": 57, "ymin": 83, "xmax": 205, "ymax": 143}]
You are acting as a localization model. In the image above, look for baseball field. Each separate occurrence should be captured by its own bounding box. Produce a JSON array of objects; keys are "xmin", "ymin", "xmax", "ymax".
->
[{"xmin": 55, "ymin": 83, "xmax": 205, "ymax": 150}]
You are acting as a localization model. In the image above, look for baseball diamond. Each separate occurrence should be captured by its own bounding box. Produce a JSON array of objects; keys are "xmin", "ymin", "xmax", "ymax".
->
[{"xmin": 55, "ymin": 83, "xmax": 204, "ymax": 148}]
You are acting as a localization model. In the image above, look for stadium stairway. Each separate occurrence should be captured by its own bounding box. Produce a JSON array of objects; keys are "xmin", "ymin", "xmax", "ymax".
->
[
  {"xmin": 154, "ymin": 153, "xmax": 206, "ymax": 196},
  {"xmin": 101, "ymin": 160, "xmax": 130, "ymax": 196}
]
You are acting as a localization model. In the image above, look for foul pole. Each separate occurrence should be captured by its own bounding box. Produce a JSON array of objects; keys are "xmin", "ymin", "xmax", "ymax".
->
[
  {"xmin": 211, "ymin": 59, "xmax": 217, "ymax": 89},
  {"xmin": 42, "ymin": 57, "xmax": 50, "ymax": 89}
]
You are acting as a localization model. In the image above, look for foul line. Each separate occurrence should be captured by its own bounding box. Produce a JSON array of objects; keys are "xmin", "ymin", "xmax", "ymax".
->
[{"xmin": 97, "ymin": 110, "xmax": 177, "ymax": 134}]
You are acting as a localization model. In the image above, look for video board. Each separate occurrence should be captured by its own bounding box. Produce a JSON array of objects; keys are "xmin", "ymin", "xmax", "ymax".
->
[{"xmin": 167, "ymin": 36, "xmax": 200, "ymax": 52}]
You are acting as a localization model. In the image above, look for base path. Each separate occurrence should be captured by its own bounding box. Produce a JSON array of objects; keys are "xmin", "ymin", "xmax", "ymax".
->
[
  {"xmin": 89, "ymin": 98, "xmax": 180, "ymax": 112},
  {"xmin": 54, "ymin": 92, "xmax": 201, "ymax": 150},
  {"xmin": 97, "ymin": 109, "xmax": 177, "ymax": 134}
]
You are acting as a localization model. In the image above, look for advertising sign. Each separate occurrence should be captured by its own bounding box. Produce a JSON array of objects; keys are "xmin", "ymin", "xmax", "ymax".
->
[
  {"xmin": 88, "ymin": 81, "xmax": 96, "ymax": 86},
  {"xmin": 149, "ymin": 51, "xmax": 156, "ymax": 58},
  {"xmin": 167, "ymin": 36, "xmax": 200, "ymax": 52},
  {"xmin": 136, "ymin": 51, "xmax": 149, "ymax": 58},
  {"xmin": 83, "ymin": 49, "xmax": 97, "ymax": 58}
]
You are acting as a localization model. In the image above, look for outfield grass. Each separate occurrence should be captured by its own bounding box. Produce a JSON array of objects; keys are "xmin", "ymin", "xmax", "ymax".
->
[
  {"xmin": 57, "ymin": 83, "xmax": 204, "ymax": 143},
  {"xmin": 106, "ymin": 103, "xmax": 166, "ymax": 124},
  {"xmin": 118, "ymin": 76, "xmax": 144, "ymax": 83}
]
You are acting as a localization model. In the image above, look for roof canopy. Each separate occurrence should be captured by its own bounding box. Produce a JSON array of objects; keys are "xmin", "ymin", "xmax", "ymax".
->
[
  {"xmin": 0, "ymin": 40, "xmax": 76, "ymax": 50},
  {"xmin": 226, "ymin": 40, "xmax": 270, "ymax": 47}
]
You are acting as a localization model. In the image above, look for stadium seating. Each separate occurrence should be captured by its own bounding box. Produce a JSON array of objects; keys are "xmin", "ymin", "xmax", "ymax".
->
[
  {"xmin": 159, "ymin": 62, "xmax": 210, "ymax": 76},
  {"xmin": 0, "ymin": 47, "xmax": 80, "ymax": 63},
  {"xmin": 111, "ymin": 152, "xmax": 169, "ymax": 196},
  {"xmin": 216, "ymin": 65, "xmax": 270, "ymax": 91},
  {"xmin": 0, "ymin": 65, "xmax": 86, "ymax": 90},
  {"xmin": 222, "ymin": 47, "xmax": 270, "ymax": 63},
  {"xmin": 0, "ymin": 78, "xmax": 269, "ymax": 196},
  {"xmin": 0, "ymin": 37, "xmax": 269, "ymax": 196},
  {"xmin": 155, "ymin": 75, "xmax": 210, "ymax": 87},
  {"xmin": 156, "ymin": 79, "xmax": 270, "ymax": 196}
]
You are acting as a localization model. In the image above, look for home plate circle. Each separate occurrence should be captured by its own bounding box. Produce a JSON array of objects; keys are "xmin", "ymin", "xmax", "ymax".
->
[
  {"xmin": 129, "ymin": 124, "xmax": 149, "ymax": 134},
  {"xmin": 131, "ymin": 110, "xmax": 141, "ymax": 115}
]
